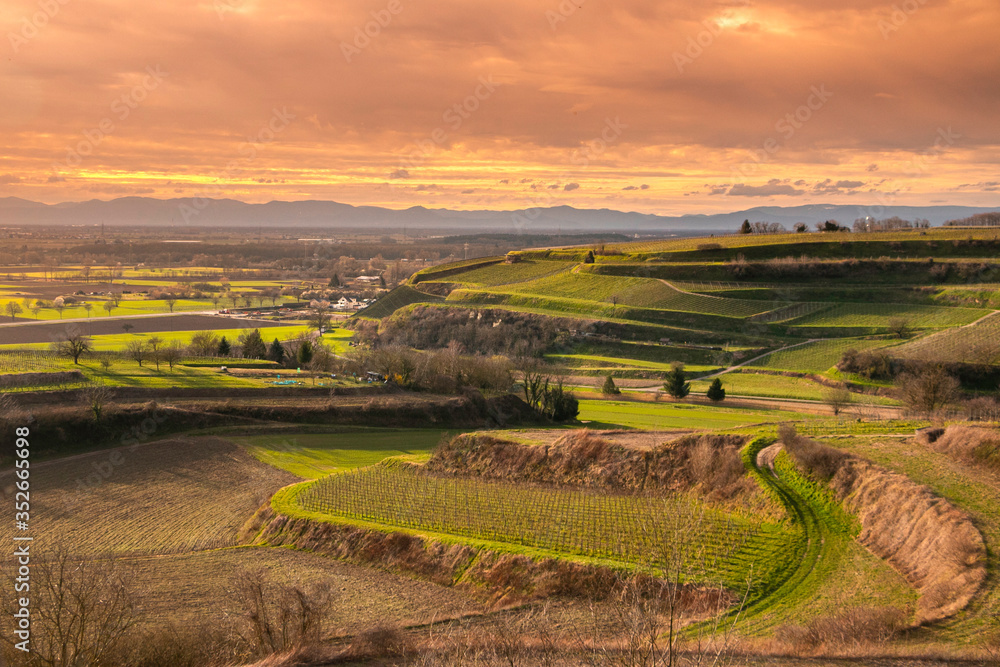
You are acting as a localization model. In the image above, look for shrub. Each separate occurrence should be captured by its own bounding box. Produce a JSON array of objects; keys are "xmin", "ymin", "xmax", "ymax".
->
[
  {"xmin": 777, "ymin": 606, "xmax": 906, "ymax": 652},
  {"xmin": 601, "ymin": 374, "xmax": 621, "ymax": 395},
  {"xmin": 897, "ymin": 366, "xmax": 962, "ymax": 415}
]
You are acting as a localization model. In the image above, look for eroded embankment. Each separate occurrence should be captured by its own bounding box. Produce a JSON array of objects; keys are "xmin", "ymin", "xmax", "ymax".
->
[
  {"xmin": 427, "ymin": 430, "xmax": 768, "ymax": 506},
  {"xmin": 241, "ymin": 503, "xmax": 731, "ymax": 611},
  {"xmin": 783, "ymin": 434, "xmax": 987, "ymax": 624}
]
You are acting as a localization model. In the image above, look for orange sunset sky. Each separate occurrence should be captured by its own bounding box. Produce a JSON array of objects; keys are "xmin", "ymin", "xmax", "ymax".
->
[{"xmin": 1, "ymin": 0, "xmax": 998, "ymax": 215}]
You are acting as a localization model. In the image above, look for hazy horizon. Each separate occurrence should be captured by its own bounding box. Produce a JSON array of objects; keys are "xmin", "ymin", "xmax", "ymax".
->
[{"xmin": 2, "ymin": 0, "xmax": 998, "ymax": 217}]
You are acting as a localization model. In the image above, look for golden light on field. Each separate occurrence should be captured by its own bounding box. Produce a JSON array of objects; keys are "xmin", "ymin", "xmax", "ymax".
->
[{"xmin": 0, "ymin": 0, "xmax": 997, "ymax": 213}]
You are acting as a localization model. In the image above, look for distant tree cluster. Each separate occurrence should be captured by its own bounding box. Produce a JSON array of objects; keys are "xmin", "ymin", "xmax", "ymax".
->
[
  {"xmin": 738, "ymin": 220, "xmax": 786, "ymax": 234},
  {"xmin": 852, "ymin": 216, "xmax": 930, "ymax": 232},
  {"xmin": 364, "ymin": 306, "xmax": 560, "ymax": 357},
  {"xmin": 345, "ymin": 343, "xmax": 515, "ymax": 396},
  {"xmin": 944, "ymin": 212, "xmax": 1000, "ymax": 227},
  {"xmin": 816, "ymin": 220, "xmax": 850, "ymax": 232}
]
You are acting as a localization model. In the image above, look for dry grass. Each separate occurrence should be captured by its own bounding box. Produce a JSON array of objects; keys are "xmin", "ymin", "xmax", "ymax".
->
[
  {"xmin": 775, "ymin": 606, "xmax": 907, "ymax": 655},
  {"xmin": 927, "ymin": 424, "xmax": 1000, "ymax": 471},
  {"xmin": 780, "ymin": 429, "xmax": 987, "ymax": 624},
  {"xmin": 427, "ymin": 429, "xmax": 757, "ymax": 504}
]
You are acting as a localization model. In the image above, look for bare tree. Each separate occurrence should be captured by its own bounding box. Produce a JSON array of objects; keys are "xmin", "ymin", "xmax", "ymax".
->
[
  {"xmin": 83, "ymin": 384, "xmax": 115, "ymax": 421},
  {"xmin": 823, "ymin": 384, "xmax": 852, "ymax": 416},
  {"xmin": 897, "ymin": 366, "xmax": 961, "ymax": 416},
  {"xmin": 887, "ymin": 317, "xmax": 913, "ymax": 339},
  {"xmin": 51, "ymin": 334, "xmax": 91, "ymax": 364},
  {"xmin": 103, "ymin": 301, "xmax": 116, "ymax": 317},
  {"xmin": 160, "ymin": 342, "xmax": 184, "ymax": 370},
  {"xmin": 5, "ymin": 301, "xmax": 22, "ymax": 321},
  {"xmin": 125, "ymin": 339, "xmax": 147, "ymax": 367},
  {"xmin": 148, "ymin": 335, "xmax": 163, "ymax": 370},
  {"xmin": 164, "ymin": 294, "xmax": 178, "ymax": 313},
  {"xmin": 0, "ymin": 545, "xmax": 144, "ymax": 667}
]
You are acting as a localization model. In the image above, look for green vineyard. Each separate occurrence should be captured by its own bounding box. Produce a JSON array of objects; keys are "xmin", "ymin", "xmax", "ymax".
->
[{"xmin": 296, "ymin": 463, "xmax": 795, "ymax": 589}]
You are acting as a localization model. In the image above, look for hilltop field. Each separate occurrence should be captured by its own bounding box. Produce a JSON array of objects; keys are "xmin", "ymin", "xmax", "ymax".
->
[{"xmin": 1, "ymin": 227, "xmax": 999, "ymax": 666}]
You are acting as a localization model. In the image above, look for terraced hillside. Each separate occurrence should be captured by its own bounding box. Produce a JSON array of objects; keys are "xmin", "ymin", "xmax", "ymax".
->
[{"xmin": 359, "ymin": 229, "xmax": 1000, "ymax": 403}]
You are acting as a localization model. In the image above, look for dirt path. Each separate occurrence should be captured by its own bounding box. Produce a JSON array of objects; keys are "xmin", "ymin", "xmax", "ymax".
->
[
  {"xmin": 701, "ymin": 338, "xmax": 821, "ymax": 379},
  {"xmin": 657, "ymin": 277, "xmax": 725, "ymax": 299}
]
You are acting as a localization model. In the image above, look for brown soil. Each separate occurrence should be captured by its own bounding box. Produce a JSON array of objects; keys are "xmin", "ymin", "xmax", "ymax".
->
[{"xmin": 0, "ymin": 437, "xmax": 299, "ymax": 557}]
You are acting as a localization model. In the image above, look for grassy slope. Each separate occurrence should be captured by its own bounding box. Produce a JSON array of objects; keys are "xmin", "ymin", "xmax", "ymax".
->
[
  {"xmin": 576, "ymin": 399, "xmax": 816, "ymax": 430},
  {"xmin": 822, "ymin": 434, "xmax": 1000, "ymax": 649},
  {"xmin": 737, "ymin": 437, "xmax": 918, "ymax": 635},
  {"xmin": 235, "ymin": 429, "xmax": 449, "ymax": 479}
]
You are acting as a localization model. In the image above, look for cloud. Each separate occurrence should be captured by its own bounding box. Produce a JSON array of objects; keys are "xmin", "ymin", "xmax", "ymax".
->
[
  {"xmin": 461, "ymin": 188, "xmax": 475, "ymax": 194},
  {"xmin": 728, "ymin": 182, "xmax": 805, "ymax": 197},
  {"xmin": 812, "ymin": 178, "xmax": 867, "ymax": 194},
  {"xmin": 388, "ymin": 169, "xmax": 410, "ymax": 179},
  {"xmin": 622, "ymin": 185, "xmax": 637, "ymax": 190},
  {"xmin": 563, "ymin": 182, "xmax": 579, "ymax": 191},
  {"xmin": 640, "ymin": 184, "xmax": 649, "ymax": 190},
  {"xmin": 866, "ymin": 163, "xmax": 879, "ymax": 172},
  {"xmin": 47, "ymin": 175, "xmax": 66, "ymax": 183},
  {"xmin": 0, "ymin": 174, "xmax": 21, "ymax": 184}
]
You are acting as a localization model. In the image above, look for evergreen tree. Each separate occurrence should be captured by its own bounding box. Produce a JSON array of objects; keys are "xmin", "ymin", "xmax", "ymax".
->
[
  {"xmin": 328, "ymin": 274, "xmax": 340, "ymax": 287},
  {"xmin": 268, "ymin": 338, "xmax": 285, "ymax": 364},
  {"xmin": 739, "ymin": 219, "xmax": 752, "ymax": 234},
  {"xmin": 217, "ymin": 336, "xmax": 231, "ymax": 357},
  {"xmin": 297, "ymin": 339, "xmax": 314, "ymax": 366},
  {"xmin": 601, "ymin": 374, "xmax": 621, "ymax": 395},
  {"xmin": 584, "ymin": 250, "xmax": 595, "ymax": 264},
  {"xmin": 664, "ymin": 365, "xmax": 690, "ymax": 399},
  {"xmin": 706, "ymin": 377, "xmax": 726, "ymax": 402},
  {"xmin": 241, "ymin": 329, "xmax": 267, "ymax": 360}
]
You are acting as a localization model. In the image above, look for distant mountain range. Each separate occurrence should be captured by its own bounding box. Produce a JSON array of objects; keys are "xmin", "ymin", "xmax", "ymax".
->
[{"xmin": 1, "ymin": 197, "xmax": 996, "ymax": 233}]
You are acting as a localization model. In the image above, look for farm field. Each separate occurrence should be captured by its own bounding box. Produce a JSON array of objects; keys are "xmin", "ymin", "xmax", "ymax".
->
[
  {"xmin": 0, "ymin": 313, "xmax": 297, "ymax": 346},
  {"xmin": 290, "ymin": 462, "xmax": 795, "ymax": 590},
  {"xmin": 785, "ymin": 303, "xmax": 989, "ymax": 330},
  {"xmin": 127, "ymin": 547, "xmax": 476, "ymax": 630},
  {"xmin": 491, "ymin": 272, "xmax": 776, "ymax": 317},
  {"xmin": 576, "ymin": 398, "xmax": 814, "ymax": 429},
  {"xmin": 0, "ymin": 437, "xmax": 298, "ymax": 557},
  {"xmin": 0, "ymin": 323, "xmax": 319, "ymax": 352},
  {"xmin": 0, "ymin": 297, "xmax": 223, "ymax": 322},
  {"xmin": 550, "ymin": 353, "xmax": 719, "ymax": 375},
  {"xmin": 892, "ymin": 311, "xmax": 1000, "ymax": 364},
  {"xmin": 520, "ymin": 227, "xmax": 1000, "ymax": 258},
  {"xmin": 689, "ymin": 372, "xmax": 835, "ymax": 402},
  {"xmin": 423, "ymin": 259, "xmax": 577, "ymax": 286},
  {"xmin": 237, "ymin": 429, "xmax": 449, "ymax": 479},
  {"xmin": 355, "ymin": 284, "xmax": 442, "ymax": 319},
  {"xmin": 745, "ymin": 337, "xmax": 898, "ymax": 374}
]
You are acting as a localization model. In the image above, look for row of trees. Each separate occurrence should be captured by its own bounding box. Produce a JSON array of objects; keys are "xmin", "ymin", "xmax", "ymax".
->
[{"xmin": 600, "ymin": 366, "xmax": 726, "ymax": 402}]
